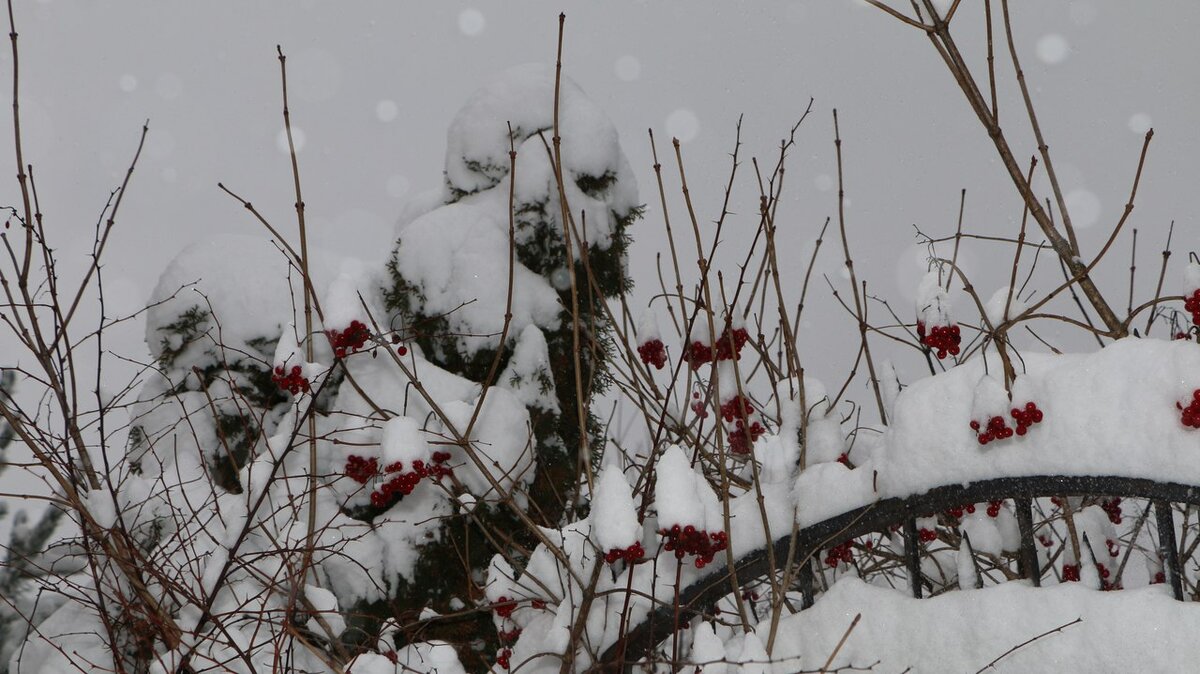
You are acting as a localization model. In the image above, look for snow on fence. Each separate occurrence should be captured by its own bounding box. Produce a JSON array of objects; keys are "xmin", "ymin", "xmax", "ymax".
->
[{"xmin": 601, "ymin": 474, "xmax": 1199, "ymax": 671}]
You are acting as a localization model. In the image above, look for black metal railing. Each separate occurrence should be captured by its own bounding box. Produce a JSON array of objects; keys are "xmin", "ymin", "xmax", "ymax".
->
[{"xmin": 598, "ymin": 475, "xmax": 1200, "ymax": 672}]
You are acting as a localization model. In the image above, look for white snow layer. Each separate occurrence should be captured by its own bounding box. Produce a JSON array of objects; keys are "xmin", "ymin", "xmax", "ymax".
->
[
  {"xmin": 795, "ymin": 338, "xmax": 1200, "ymax": 526},
  {"xmin": 145, "ymin": 234, "xmax": 298, "ymax": 363},
  {"xmin": 393, "ymin": 202, "xmax": 561, "ymax": 355},
  {"xmin": 762, "ymin": 577, "xmax": 1200, "ymax": 673}
]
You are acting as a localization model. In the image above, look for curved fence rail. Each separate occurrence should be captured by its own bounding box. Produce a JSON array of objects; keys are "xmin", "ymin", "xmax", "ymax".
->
[{"xmin": 598, "ymin": 475, "xmax": 1200, "ymax": 672}]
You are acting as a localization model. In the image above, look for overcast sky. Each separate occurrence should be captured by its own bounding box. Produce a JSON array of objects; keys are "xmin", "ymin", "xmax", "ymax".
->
[{"xmin": 0, "ymin": 1, "xmax": 1197, "ymax": 526}]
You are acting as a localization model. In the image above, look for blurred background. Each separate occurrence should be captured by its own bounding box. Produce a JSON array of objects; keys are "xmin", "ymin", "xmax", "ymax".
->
[{"xmin": 0, "ymin": 0, "xmax": 1197, "ymax": 529}]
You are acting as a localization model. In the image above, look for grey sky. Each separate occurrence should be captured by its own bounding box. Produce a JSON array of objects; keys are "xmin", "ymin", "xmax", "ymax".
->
[{"xmin": 0, "ymin": 1, "xmax": 1197, "ymax": 526}]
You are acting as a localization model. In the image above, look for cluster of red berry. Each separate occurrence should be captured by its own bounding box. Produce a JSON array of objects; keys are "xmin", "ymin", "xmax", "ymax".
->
[
  {"xmin": 971, "ymin": 416, "xmax": 1012, "ymax": 444},
  {"xmin": 945, "ymin": 503, "xmax": 976, "ymax": 519},
  {"xmin": 727, "ymin": 419, "xmax": 765, "ymax": 455},
  {"xmin": 272, "ymin": 364, "xmax": 310, "ymax": 395},
  {"xmin": 683, "ymin": 326, "xmax": 751, "ymax": 369},
  {"xmin": 496, "ymin": 648, "xmax": 512, "ymax": 670},
  {"xmin": 714, "ymin": 326, "xmax": 750, "ymax": 361},
  {"xmin": 719, "ymin": 395, "xmax": 754, "ymax": 422},
  {"xmin": 1101, "ymin": 498, "xmax": 1123, "ymax": 525},
  {"xmin": 660, "ymin": 524, "xmax": 729, "ymax": 568},
  {"xmin": 368, "ymin": 453, "xmax": 454, "ymax": 508},
  {"xmin": 603, "ymin": 541, "xmax": 646, "ymax": 565},
  {"xmin": 1179, "ymin": 390, "xmax": 1200, "ymax": 428},
  {"xmin": 917, "ymin": 321, "xmax": 961, "ymax": 359},
  {"xmin": 492, "ymin": 596, "xmax": 518, "ymax": 618},
  {"xmin": 1061, "ymin": 563, "xmax": 1080, "ymax": 582},
  {"xmin": 344, "ymin": 455, "xmax": 379, "ymax": 484},
  {"xmin": 918, "ymin": 528, "xmax": 937, "ymax": 543},
  {"xmin": 327, "ymin": 320, "xmax": 371, "ymax": 359},
  {"xmin": 690, "ymin": 396, "xmax": 710, "ymax": 419},
  {"xmin": 836, "ymin": 452, "xmax": 851, "ymax": 467},
  {"xmin": 1152, "ymin": 571, "xmax": 1166, "ymax": 584},
  {"xmin": 1186, "ymin": 287, "xmax": 1200, "ymax": 326},
  {"xmin": 637, "ymin": 338, "xmax": 667, "ymax": 370},
  {"xmin": 825, "ymin": 541, "xmax": 854, "ymax": 567},
  {"xmin": 345, "ymin": 451, "xmax": 453, "ymax": 507},
  {"xmin": 1009, "ymin": 402, "xmax": 1044, "ymax": 434},
  {"xmin": 970, "ymin": 402, "xmax": 1044, "ymax": 445},
  {"xmin": 986, "ymin": 500, "xmax": 1004, "ymax": 518},
  {"xmin": 1061, "ymin": 562, "xmax": 1116, "ymax": 590},
  {"xmin": 498, "ymin": 627, "xmax": 522, "ymax": 642},
  {"xmin": 1105, "ymin": 538, "xmax": 1120, "ymax": 558}
]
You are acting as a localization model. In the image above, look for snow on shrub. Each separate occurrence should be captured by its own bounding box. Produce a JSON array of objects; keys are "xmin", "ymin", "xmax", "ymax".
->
[
  {"xmin": 915, "ymin": 270, "xmax": 960, "ymax": 359},
  {"xmin": 592, "ymin": 465, "xmax": 644, "ymax": 564}
]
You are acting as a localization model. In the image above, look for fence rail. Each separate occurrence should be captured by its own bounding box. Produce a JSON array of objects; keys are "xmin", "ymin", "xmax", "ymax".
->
[{"xmin": 598, "ymin": 474, "xmax": 1200, "ymax": 671}]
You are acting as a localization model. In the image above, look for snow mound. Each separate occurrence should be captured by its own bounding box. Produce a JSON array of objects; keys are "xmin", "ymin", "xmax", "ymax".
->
[
  {"xmin": 765, "ymin": 577, "xmax": 1200, "ymax": 673},
  {"xmin": 393, "ymin": 202, "xmax": 561, "ymax": 355},
  {"xmin": 796, "ymin": 339, "xmax": 1200, "ymax": 525},
  {"xmin": 446, "ymin": 63, "xmax": 620, "ymax": 198},
  {"xmin": 145, "ymin": 234, "xmax": 296, "ymax": 365}
]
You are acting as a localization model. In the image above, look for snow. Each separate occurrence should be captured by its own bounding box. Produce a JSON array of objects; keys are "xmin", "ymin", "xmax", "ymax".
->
[
  {"xmin": 791, "ymin": 338, "xmax": 1200, "ymax": 525},
  {"xmin": 393, "ymin": 202, "xmax": 562, "ymax": 355},
  {"xmin": 380, "ymin": 415, "xmax": 430, "ymax": 466},
  {"xmin": 1186, "ymin": 261, "xmax": 1200, "ymax": 293},
  {"xmin": 498, "ymin": 324, "xmax": 559, "ymax": 413},
  {"xmin": 654, "ymin": 445, "xmax": 722, "ymax": 531},
  {"xmin": 445, "ymin": 63, "xmax": 620, "ymax": 200},
  {"xmin": 145, "ymin": 234, "xmax": 299, "ymax": 365},
  {"xmin": 879, "ymin": 339, "xmax": 1200, "ymax": 495},
  {"xmin": 592, "ymin": 464, "xmax": 641, "ymax": 552},
  {"xmin": 763, "ymin": 577, "xmax": 1200, "ymax": 673},
  {"xmin": 321, "ymin": 261, "xmax": 372, "ymax": 330},
  {"xmin": 985, "ymin": 285, "xmax": 1024, "ymax": 326},
  {"xmin": 916, "ymin": 269, "xmax": 952, "ymax": 328}
]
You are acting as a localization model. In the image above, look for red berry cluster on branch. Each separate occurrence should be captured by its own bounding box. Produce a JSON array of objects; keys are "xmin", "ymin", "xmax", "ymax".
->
[
  {"xmin": 1101, "ymin": 498, "xmax": 1123, "ymax": 525},
  {"xmin": 350, "ymin": 451, "xmax": 453, "ymax": 509},
  {"xmin": 825, "ymin": 541, "xmax": 854, "ymax": 567},
  {"xmin": 719, "ymin": 395, "xmax": 754, "ymax": 422},
  {"xmin": 1009, "ymin": 402, "xmax": 1044, "ymax": 435},
  {"xmin": 945, "ymin": 503, "xmax": 977, "ymax": 520},
  {"xmin": 986, "ymin": 500, "xmax": 1003, "ymax": 518},
  {"xmin": 1186, "ymin": 288, "xmax": 1200, "ymax": 326},
  {"xmin": 917, "ymin": 321, "xmax": 961, "ymax": 359},
  {"xmin": 272, "ymin": 364, "xmax": 310, "ymax": 395},
  {"xmin": 918, "ymin": 528, "xmax": 937, "ymax": 543},
  {"xmin": 492, "ymin": 596, "xmax": 518, "ymax": 618},
  {"xmin": 970, "ymin": 402, "xmax": 1044, "ymax": 445},
  {"xmin": 660, "ymin": 524, "xmax": 728, "ymax": 568},
  {"xmin": 1105, "ymin": 538, "xmax": 1120, "ymax": 558},
  {"xmin": 498, "ymin": 627, "xmax": 522, "ymax": 642},
  {"xmin": 344, "ymin": 455, "xmax": 379, "ymax": 484},
  {"xmin": 327, "ymin": 319, "xmax": 371, "ymax": 359},
  {"xmin": 714, "ymin": 326, "xmax": 750, "ymax": 361},
  {"xmin": 604, "ymin": 541, "xmax": 646, "ymax": 565},
  {"xmin": 1062, "ymin": 563, "xmax": 1080, "ymax": 582},
  {"xmin": 684, "ymin": 326, "xmax": 750, "ymax": 369},
  {"xmin": 970, "ymin": 416, "xmax": 1011, "ymax": 445},
  {"xmin": 1179, "ymin": 390, "xmax": 1200, "ymax": 428},
  {"xmin": 727, "ymin": 419, "xmax": 765, "ymax": 455},
  {"xmin": 637, "ymin": 338, "xmax": 667, "ymax": 370},
  {"xmin": 496, "ymin": 648, "xmax": 512, "ymax": 670}
]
